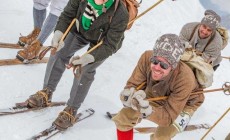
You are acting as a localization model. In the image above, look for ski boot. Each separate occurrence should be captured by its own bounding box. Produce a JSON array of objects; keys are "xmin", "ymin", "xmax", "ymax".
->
[
  {"xmin": 18, "ymin": 28, "xmax": 40, "ymax": 47},
  {"xmin": 16, "ymin": 39, "xmax": 42, "ymax": 63},
  {"xmin": 27, "ymin": 87, "xmax": 53, "ymax": 108},
  {"xmin": 53, "ymin": 106, "xmax": 78, "ymax": 130}
]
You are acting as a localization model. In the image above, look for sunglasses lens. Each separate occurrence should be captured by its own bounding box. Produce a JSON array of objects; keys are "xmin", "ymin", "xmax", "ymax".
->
[
  {"xmin": 151, "ymin": 58, "xmax": 159, "ymax": 65},
  {"xmin": 160, "ymin": 63, "xmax": 169, "ymax": 69},
  {"xmin": 151, "ymin": 57, "xmax": 169, "ymax": 70}
]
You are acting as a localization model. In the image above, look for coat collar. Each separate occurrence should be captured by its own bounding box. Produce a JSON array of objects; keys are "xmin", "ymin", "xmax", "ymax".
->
[{"xmin": 81, "ymin": 0, "xmax": 117, "ymax": 30}]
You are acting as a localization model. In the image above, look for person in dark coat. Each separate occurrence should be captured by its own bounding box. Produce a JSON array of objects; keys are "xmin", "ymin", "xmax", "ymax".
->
[{"xmin": 25, "ymin": 0, "xmax": 129, "ymax": 130}]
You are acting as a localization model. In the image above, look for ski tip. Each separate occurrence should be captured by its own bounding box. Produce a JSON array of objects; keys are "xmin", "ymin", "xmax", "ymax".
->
[
  {"xmin": 15, "ymin": 101, "xmax": 28, "ymax": 108},
  {"xmin": 106, "ymin": 112, "xmax": 113, "ymax": 119},
  {"xmin": 87, "ymin": 108, "xmax": 95, "ymax": 114},
  {"xmin": 201, "ymin": 123, "xmax": 211, "ymax": 129}
]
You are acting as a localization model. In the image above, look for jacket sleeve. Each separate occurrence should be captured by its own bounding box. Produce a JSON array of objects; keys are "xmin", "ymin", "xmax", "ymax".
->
[
  {"xmin": 179, "ymin": 23, "xmax": 194, "ymax": 44},
  {"xmin": 55, "ymin": 0, "xmax": 79, "ymax": 33},
  {"xmin": 185, "ymin": 93, "xmax": 204, "ymax": 111},
  {"xmin": 90, "ymin": 4, "xmax": 129, "ymax": 62},
  {"xmin": 179, "ymin": 22, "xmax": 200, "ymax": 47}
]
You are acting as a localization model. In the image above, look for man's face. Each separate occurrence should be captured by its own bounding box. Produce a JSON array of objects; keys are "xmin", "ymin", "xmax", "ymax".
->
[
  {"xmin": 150, "ymin": 56, "xmax": 172, "ymax": 81},
  {"xmin": 198, "ymin": 24, "xmax": 213, "ymax": 39},
  {"xmin": 94, "ymin": 0, "xmax": 108, "ymax": 5}
]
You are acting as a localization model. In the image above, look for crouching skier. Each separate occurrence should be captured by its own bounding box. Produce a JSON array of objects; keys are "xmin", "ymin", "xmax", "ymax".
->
[{"xmin": 113, "ymin": 34, "xmax": 205, "ymax": 140}]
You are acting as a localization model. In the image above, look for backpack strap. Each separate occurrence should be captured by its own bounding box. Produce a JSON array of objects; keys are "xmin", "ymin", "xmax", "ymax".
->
[
  {"xmin": 204, "ymin": 32, "xmax": 216, "ymax": 52},
  {"xmin": 114, "ymin": 0, "xmax": 120, "ymax": 11},
  {"xmin": 109, "ymin": 0, "xmax": 120, "ymax": 23},
  {"xmin": 189, "ymin": 24, "xmax": 200, "ymax": 41}
]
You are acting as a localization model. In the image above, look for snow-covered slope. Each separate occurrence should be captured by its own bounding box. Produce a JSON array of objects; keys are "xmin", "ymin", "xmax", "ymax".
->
[{"xmin": 0, "ymin": 0, "xmax": 229, "ymax": 139}]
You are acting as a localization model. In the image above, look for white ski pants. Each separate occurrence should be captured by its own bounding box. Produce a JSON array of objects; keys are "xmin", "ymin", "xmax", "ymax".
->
[{"xmin": 33, "ymin": 0, "xmax": 69, "ymax": 16}]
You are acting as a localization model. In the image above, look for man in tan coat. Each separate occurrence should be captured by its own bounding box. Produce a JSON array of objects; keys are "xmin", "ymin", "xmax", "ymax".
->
[{"xmin": 112, "ymin": 34, "xmax": 205, "ymax": 140}]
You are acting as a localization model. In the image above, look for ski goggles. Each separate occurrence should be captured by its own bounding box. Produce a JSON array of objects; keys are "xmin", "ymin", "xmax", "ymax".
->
[{"xmin": 150, "ymin": 57, "xmax": 170, "ymax": 70}]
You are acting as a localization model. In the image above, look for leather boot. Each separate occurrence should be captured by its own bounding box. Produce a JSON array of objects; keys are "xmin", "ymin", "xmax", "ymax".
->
[
  {"xmin": 53, "ymin": 106, "xmax": 78, "ymax": 131},
  {"xmin": 27, "ymin": 87, "xmax": 53, "ymax": 108},
  {"xmin": 18, "ymin": 28, "xmax": 41, "ymax": 46},
  {"xmin": 16, "ymin": 39, "xmax": 42, "ymax": 62}
]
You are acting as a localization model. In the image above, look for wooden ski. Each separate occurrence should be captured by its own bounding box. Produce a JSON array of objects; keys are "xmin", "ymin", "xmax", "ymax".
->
[
  {"xmin": 0, "ymin": 42, "xmax": 24, "ymax": 49},
  {"xmin": 0, "ymin": 101, "xmax": 66, "ymax": 116},
  {"xmin": 0, "ymin": 57, "xmax": 49, "ymax": 66},
  {"xmin": 28, "ymin": 108, "xmax": 95, "ymax": 140},
  {"xmin": 134, "ymin": 123, "xmax": 210, "ymax": 133},
  {"xmin": 106, "ymin": 112, "xmax": 210, "ymax": 133}
]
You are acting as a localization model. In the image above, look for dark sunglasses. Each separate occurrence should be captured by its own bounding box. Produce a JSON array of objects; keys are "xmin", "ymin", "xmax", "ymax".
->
[{"xmin": 150, "ymin": 57, "xmax": 170, "ymax": 70}]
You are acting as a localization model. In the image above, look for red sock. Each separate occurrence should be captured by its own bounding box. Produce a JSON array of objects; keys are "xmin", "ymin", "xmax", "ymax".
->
[{"xmin": 117, "ymin": 129, "xmax": 133, "ymax": 140}]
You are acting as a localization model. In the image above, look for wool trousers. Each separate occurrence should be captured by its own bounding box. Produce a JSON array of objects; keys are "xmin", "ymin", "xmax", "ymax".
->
[
  {"xmin": 43, "ymin": 32, "xmax": 104, "ymax": 110},
  {"xmin": 33, "ymin": 0, "xmax": 68, "ymax": 16},
  {"xmin": 33, "ymin": 7, "xmax": 46, "ymax": 29},
  {"xmin": 37, "ymin": 13, "xmax": 58, "ymax": 44},
  {"xmin": 33, "ymin": 0, "xmax": 68, "ymax": 44}
]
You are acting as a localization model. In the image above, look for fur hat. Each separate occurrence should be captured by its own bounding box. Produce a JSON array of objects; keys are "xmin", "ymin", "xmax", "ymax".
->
[
  {"xmin": 201, "ymin": 10, "xmax": 221, "ymax": 30},
  {"xmin": 153, "ymin": 34, "xmax": 184, "ymax": 69}
]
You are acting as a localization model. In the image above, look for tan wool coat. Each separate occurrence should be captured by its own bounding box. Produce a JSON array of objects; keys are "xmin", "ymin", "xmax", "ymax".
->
[{"xmin": 124, "ymin": 50, "xmax": 205, "ymax": 126}]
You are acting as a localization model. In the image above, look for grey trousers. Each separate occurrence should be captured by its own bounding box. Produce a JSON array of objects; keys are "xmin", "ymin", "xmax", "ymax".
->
[
  {"xmin": 37, "ymin": 13, "xmax": 58, "ymax": 44},
  {"xmin": 43, "ymin": 32, "xmax": 104, "ymax": 110}
]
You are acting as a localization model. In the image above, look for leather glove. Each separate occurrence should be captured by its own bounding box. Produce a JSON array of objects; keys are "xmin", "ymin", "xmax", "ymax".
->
[
  {"xmin": 183, "ymin": 41, "xmax": 194, "ymax": 52},
  {"xmin": 183, "ymin": 41, "xmax": 192, "ymax": 49},
  {"xmin": 120, "ymin": 87, "xmax": 136, "ymax": 107},
  {"xmin": 69, "ymin": 54, "xmax": 95, "ymax": 67},
  {"xmin": 130, "ymin": 90, "xmax": 146, "ymax": 110},
  {"xmin": 51, "ymin": 30, "xmax": 64, "ymax": 51},
  {"xmin": 139, "ymin": 103, "xmax": 153, "ymax": 118},
  {"xmin": 131, "ymin": 90, "xmax": 153, "ymax": 118}
]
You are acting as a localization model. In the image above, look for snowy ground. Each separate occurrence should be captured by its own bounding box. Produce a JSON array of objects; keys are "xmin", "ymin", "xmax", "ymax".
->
[{"xmin": 0, "ymin": 0, "xmax": 230, "ymax": 140}]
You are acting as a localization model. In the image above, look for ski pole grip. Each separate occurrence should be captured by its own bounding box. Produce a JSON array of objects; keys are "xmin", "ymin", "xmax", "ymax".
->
[
  {"xmin": 50, "ymin": 18, "xmax": 76, "ymax": 56},
  {"xmin": 122, "ymin": 83, "xmax": 146, "ymax": 102}
]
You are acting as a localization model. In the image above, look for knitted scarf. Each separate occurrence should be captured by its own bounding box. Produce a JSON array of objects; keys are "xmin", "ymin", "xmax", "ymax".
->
[{"xmin": 82, "ymin": 0, "xmax": 114, "ymax": 30}]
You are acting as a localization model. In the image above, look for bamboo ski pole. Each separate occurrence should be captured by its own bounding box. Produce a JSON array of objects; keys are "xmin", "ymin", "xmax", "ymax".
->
[
  {"xmin": 128, "ymin": 0, "xmax": 164, "ymax": 27},
  {"xmin": 69, "ymin": 0, "xmax": 165, "ymax": 75},
  {"xmin": 147, "ymin": 82, "xmax": 230, "ymax": 102},
  {"xmin": 40, "ymin": 0, "xmax": 164, "ymax": 61},
  {"xmin": 222, "ymin": 56, "xmax": 230, "ymax": 60},
  {"xmin": 201, "ymin": 107, "xmax": 230, "ymax": 140},
  {"xmin": 80, "ymin": 0, "xmax": 164, "ymax": 59},
  {"xmin": 51, "ymin": 18, "xmax": 77, "ymax": 55},
  {"xmin": 188, "ymin": 49, "xmax": 230, "ymax": 60},
  {"xmin": 38, "ymin": 18, "xmax": 76, "ymax": 60}
]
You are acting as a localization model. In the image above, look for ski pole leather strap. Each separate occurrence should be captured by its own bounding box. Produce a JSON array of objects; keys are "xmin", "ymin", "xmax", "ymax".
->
[{"xmin": 38, "ymin": 46, "xmax": 54, "ymax": 60}]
